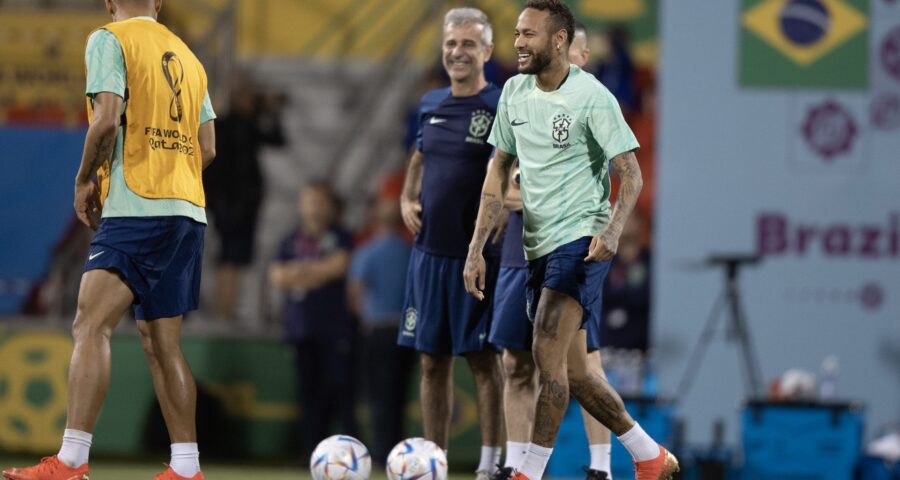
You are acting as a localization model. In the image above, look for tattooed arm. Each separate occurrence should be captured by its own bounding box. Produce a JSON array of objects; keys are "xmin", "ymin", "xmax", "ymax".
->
[
  {"xmin": 584, "ymin": 150, "xmax": 643, "ymax": 262},
  {"xmin": 463, "ymin": 149, "xmax": 517, "ymax": 300},
  {"xmin": 74, "ymin": 92, "xmax": 122, "ymax": 230}
]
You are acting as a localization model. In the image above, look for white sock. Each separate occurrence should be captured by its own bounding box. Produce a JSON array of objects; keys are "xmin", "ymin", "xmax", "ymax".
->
[
  {"xmin": 617, "ymin": 423, "xmax": 659, "ymax": 462},
  {"xmin": 505, "ymin": 441, "xmax": 529, "ymax": 469},
  {"xmin": 519, "ymin": 443, "xmax": 553, "ymax": 480},
  {"xmin": 588, "ymin": 444, "xmax": 612, "ymax": 475},
  {"xmin": 478, "ymin": 445, "xmax": 502, "ymax": 473},
  {"xmin": 170, "ymin": 443, "xmax": 201, "ymax": 478},
  {"xmin": 58, "ymin": 429, "xmax": 92, "ymax": 468}
]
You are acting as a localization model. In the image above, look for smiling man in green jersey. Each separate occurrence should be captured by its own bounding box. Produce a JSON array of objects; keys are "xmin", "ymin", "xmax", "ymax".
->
[{"xmin": 463, "ymin": 2, "xmax": 678, "ymax": 480}]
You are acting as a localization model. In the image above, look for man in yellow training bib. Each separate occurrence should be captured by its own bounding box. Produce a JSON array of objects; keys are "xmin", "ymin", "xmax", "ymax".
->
[{"xmin": 2, "ymin": 1, "xmax": 216, "ymax": 480}]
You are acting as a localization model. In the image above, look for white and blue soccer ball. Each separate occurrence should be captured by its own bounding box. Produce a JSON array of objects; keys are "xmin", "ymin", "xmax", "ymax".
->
[
  {"xmin": 310, "ymin": 435, "xmax": 372, "ymax": 480},
  {"xmin": 386, "ymin": 437, "xmax": 448, "ymax": 480}
]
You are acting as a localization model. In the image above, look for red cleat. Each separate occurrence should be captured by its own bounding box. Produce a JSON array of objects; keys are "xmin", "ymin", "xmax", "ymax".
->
[
  {"xmin": 634, "ymin": 445, "xmax": 679, "ymax": 480},
  {"xmin": 2, "ymin": 456, "xmax": 89, "ymax": 480},
  {"xmin": 152, "ymin": 466, "xmax": 204, "ymax": 480},
  {"xmin": 509, "ymin": 472, "xmax": 531, "ymax": 480}
]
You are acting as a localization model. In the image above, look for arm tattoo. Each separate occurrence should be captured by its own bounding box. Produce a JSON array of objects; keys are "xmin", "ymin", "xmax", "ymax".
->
[
  {"xmin": 607, "ymin": 151, "xmax": 643, "ymax": 233},
  {"xmin": 496, "ymin": 153, "xmax": 516, "ymax": 196},
  {"xmin": 470, "ymin": 200, "xmax": 503, "ymax": 252},
  {"xmin": 77, "ymin": 134, "xmax": 115, "ymax": 184}
]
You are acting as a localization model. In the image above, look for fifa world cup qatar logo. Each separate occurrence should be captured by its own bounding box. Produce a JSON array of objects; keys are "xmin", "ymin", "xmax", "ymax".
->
[
  {"xmin": 802, "ymin": 100, "xmax": 857, "ymax": 161},
  {"xmin": 162, "ymin": 51, "xmax": 184, "ymax": 122}
]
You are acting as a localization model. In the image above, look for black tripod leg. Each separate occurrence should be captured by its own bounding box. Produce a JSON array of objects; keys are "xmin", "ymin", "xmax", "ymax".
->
[
  {"xmin": 676, "ymin": 287, "xmax": 729, "ymax": 398},
  {"xmin": 725, "ymin": 280, "xmax": 764, "ymax": 399}
]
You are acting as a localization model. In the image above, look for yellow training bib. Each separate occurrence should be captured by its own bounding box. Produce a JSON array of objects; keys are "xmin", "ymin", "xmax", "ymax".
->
[{"xmin": 86, "ymin": 18, "xmax": 208, "ymax": 207}]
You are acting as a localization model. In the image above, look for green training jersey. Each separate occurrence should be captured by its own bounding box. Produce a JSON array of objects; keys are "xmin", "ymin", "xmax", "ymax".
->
[{"xmin": 488, "ymin": 65, "xmax": 638, "ymax": 260}]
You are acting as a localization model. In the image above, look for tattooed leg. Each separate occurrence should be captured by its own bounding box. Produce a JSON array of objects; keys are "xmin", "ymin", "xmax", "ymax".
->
[
  {"xmin": 530, "ymin": 288, "xmax": 583, "ymax": 447},
  {"xmin": 567, "ymin": 334, "xmax": 635, "ymax": 436}
]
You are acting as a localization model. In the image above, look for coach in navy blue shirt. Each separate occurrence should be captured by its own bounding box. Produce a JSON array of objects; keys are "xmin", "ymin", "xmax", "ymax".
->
[{"xmin": 397, "ymin": 7, "xmax": 504, "ymax": 476}]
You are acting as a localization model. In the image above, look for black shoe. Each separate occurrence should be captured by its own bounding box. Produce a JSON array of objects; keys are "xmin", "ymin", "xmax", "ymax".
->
[
  {"xmin": 583, "ymin": 466, "xmax": 610, "ymax": 480},
  {"xmin": 491, "ymin": 466, "xmax": 515, "ymax": 480}
]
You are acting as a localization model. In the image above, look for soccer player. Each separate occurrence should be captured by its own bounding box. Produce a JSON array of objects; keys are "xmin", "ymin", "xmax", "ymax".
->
[
  {"xmin": 398, "ymin": 7, "xmax": 504, "ymax": 478},
  {"xmin": 2, "ymin": 1, "xmax": 215, "ymax": 479},
  {"xmin": 488, "ymin": 21, "xmax": 616, "ymax": 480},
  {"xmin": 464, "ymin": 2, "xmax": 679, "ymax": 480}
]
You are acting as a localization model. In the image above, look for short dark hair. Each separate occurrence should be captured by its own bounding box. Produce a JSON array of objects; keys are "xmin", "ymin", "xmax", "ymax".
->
[
  {"xmin": 524, "ymin": 0, "xmax": 576, "ymax": 46},
  {"xmin": 574, "ymin": 20, "xmax": 587, "ymax": 37}
]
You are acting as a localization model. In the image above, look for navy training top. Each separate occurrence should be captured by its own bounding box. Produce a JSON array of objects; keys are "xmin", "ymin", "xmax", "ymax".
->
[{"xmin": 415, "ymin": 84, "xmax": 502, "ymax": 259}]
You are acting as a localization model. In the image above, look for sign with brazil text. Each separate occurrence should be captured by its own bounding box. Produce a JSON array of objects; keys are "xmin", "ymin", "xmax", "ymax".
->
[{"xmin": 740, "ymin": 0, "xmax": 869, "ymax": 88}]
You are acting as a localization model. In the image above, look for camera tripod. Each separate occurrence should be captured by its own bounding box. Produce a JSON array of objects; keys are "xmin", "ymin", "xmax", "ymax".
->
[{"xmin": 676, "ymin": 254, "xmax": 765, "ymax": 400}]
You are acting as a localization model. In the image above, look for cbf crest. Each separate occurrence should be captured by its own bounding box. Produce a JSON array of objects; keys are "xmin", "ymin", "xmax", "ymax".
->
[
  {"xmin": 551, "ymin": 113, "xmax": 572, "ymax": 143},
  {"xmin": 466, "ymin": 109, "xmax": 494, "ymax": 144}
]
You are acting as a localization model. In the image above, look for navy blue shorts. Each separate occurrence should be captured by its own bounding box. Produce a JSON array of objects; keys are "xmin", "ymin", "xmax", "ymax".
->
[
  {"xmin": 526, "ymin": 237, "xmax": 611, "ymax": 341},
  {"xmin": 488, "ymin": 267, "xmax": 531, "ymax": 351},
  {"xmin": 397, "ymin": 247, "xmax": 499, "ymax": 355},
  {"xmin": 84, "ymin": 216, "xmax": 205, "ymax": 320}
]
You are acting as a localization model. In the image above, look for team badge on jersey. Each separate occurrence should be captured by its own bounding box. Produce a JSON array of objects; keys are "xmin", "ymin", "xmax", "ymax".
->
[
  {"xmin": 552, "ymin": 113, "xmax": 572, "ymax": 143},
  {"xmin": 551, "ymin": 113, "xmax": 574, "ymax": 149},
  {"xmin": 402, "ymin": 308, "xmax": 418, "ymax": 337},
  {"xmin": 466, "ymin": 109, "xmax": 493, "ymax": 144}
]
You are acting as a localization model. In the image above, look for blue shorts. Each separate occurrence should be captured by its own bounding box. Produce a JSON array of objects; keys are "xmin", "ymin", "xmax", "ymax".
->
[
  {"xmin": 488, "ymin": 267, "xmax": 531, "ymax": 351},
  {"xmin": 397, "ymin": 247, "xmax": 499, "ymax": 356},
  {"xmin": 84, "ymin": 216, "xmax": 205, "ymax": 320},
  {"xmin": 526, "ymin": 237, "xmax": 611, "ymax": 344}
]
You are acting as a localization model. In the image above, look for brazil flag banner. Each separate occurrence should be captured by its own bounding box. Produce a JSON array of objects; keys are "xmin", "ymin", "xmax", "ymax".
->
[{"xmin": 740, "ymin": 0, "xmax": 869, "ymax": 88}]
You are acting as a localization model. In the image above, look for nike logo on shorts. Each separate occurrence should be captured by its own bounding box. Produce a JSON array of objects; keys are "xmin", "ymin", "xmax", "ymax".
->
[
  {"xmin": 88, "ymin": 251, "xmax": 105, "ymax": 261},
  {"xmin": 429, "ymin": 117, "xmax": 447, "ymax": 125}
]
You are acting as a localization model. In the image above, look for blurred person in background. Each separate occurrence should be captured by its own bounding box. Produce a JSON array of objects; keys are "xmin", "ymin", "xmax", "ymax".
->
[
  {"xmin": 487, "ymin": 21, "xmax": 615, "ymax": 480},
  {"xmin": 3, "ymin": 1, "xmax": 216, "ymax": 479},
  {"xmin": 398, "ymin": 7, "xmax": 504, "ymax": 478},
  {"xmin": 600, "ymin": 213, "xmax": 651, "ymax": 351},
  {"xmin": 203, "ymin": 80, "xmax": 285, "ymax": 325},
  {"xmin": 347, "ymin": 196, "xmax": 414, "ymax": 466},
  {"xmin": 593, "ymin": 26, "xmax": 638, "ymax": 117},
  {"xmin": 269, "ymin": 183, "xmax": 356, "ymax": 461},
  {"xmin": 465, "ymin": 2, "xmax": 677, "ymax": 479}
]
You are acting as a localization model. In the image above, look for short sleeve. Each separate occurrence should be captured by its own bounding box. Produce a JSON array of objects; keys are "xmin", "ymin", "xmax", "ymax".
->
[
  {"xmin": 585, "ymin": 87, "xmax": 639, "ymax": 160},
  {"xmin": 200, "ymin": 91, "xmax": 216, "ymax": 124},
  {"xmin": 84, "ymin": 29, "xmax": 126, "ymax": 99},
  {"xmin": 348, "ymin": 248, "xmax": 368, "ymax": 282},
  {"xmin": 487, "ymin": 85, "xmax": 517, "ymax": 156},
  {"xmin": 414, "ymin": 100, "xmax": 426, "ymax": 152}
]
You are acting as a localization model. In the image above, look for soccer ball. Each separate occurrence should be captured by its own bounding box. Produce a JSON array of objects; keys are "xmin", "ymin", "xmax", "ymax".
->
[
  {"xmin": 386, "ymin": 437, "xmax": 448, "ymax": 480},
  {"xmin": 310, "ymin": 435, "xmax": 372, "ymax": 480}
]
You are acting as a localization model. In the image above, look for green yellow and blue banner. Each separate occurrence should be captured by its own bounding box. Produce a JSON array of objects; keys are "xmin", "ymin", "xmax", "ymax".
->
[{"xmin": 740, "ymin": 0, "xmax": 869, "ymax": 88}]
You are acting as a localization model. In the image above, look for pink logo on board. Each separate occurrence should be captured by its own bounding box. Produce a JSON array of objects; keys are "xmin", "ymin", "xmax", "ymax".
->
[
  {"xmin": 860, "ymin": 283, "xmax": 885, "ymax": 311},
  {"xmin": 882, "ymin": 26, "xmax": 900, "ymax": 81},
  {"xmin": 802, "ymin": 100, "xmax": 857, "ymax": 161},
  {"xmin": 871, "ymin": 92, "xmax": 900, "ymax": 130}
]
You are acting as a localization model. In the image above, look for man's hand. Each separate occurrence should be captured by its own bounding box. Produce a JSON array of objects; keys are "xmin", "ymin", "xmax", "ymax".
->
[
  {"xmin": 400, "ymin": 197, "xmax": 422, "ymax": 234},
  {"xmin": 74, "ymin": 181, "xmax": 101, "ymax": 230},
  {"xmin": 584, "ymin": 225, "xmax": 621, "ymax": 262},
  {"xmin": 463, "ymin": 251, "xmax": 487, "ymax": 301}
]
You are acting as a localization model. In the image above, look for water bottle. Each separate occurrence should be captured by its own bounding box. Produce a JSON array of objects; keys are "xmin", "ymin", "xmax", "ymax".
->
[{"xmin": 818, "ymin": 355, "xmax": 839, "ymax": 401}]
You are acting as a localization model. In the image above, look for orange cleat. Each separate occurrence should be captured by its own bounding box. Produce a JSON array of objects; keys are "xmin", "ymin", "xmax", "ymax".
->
[
  {"xmin": 152, "ymin": 466, "xmax": 204, "ymax": 480},
  {"xmin": 634, "ymin": 445, "xmax": 679, "ymax": 480},
  {"xmin": 2, "ymin": 456, "xmax": 89, "ymax": 480},
  {"xmin": 509, "ymin": 472, "xmax": 530, "ymax": 480}
]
